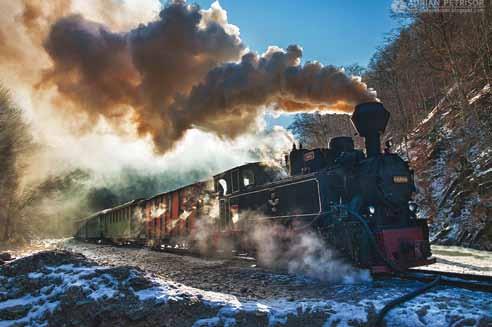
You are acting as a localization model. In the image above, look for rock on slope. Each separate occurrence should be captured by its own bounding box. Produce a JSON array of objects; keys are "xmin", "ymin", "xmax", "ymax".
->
[{"xmin": 406, "ymin": 84, "xmax": 492, "ymax": 250}]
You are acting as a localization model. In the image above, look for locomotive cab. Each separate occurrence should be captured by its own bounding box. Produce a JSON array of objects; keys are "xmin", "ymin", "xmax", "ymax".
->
[
  {"xmin": 213, "ymin": 162, "xmax": 285, "ymax": 196},
  {"xmin": 287, "ymin": 136, "xmax": 364, "ymax": 176}
]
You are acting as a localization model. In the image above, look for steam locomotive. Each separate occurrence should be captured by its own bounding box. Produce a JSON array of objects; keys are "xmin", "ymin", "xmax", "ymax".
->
[{"xmin": 75, "ymin": 102, "xmax": 435, "ymax": 273}]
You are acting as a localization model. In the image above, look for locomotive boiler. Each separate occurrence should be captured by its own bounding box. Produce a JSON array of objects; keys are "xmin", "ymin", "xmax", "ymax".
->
[{"xmin": 75, "ymin": 102, "xmax": 435, "ymax": 273}]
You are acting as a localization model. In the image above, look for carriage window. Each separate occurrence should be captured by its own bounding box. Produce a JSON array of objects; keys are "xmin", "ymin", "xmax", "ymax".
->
[
  {"xmin": 242, "ymin": 170, "xmax": 255, "ymax": 187},
  {"xmin": 218, "ymin": 179, "xmax": 228, "ymax": 195},
  {"xmin": 231, "ymin": 170, "xmax": 239, "ymax": 192}
]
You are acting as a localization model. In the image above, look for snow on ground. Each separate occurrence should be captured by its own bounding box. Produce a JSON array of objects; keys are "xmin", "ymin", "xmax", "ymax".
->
[
  {"xmin": 126, "ymin": 274, "xmax": 492, "ymax": 327},
  {"xmin": 1, "ymin": 250, "xmax": 491, "ymax": 326},
  {"xmin": 0, "ymin": 262, "xmax": 124, "ymax": 326},
  {"xmin": 416, "ymin": 245, "xmax": 492, "ymax": 276}
]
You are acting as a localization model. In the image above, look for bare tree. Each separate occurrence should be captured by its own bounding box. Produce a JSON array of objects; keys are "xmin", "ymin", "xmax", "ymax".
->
[
  {"xmin": 0, "ymin": 87, "xmax": 34, "ymax": 242},
  {"xmin": 289, "ymin": 113, "xmax": 360, "ymax": 149}
]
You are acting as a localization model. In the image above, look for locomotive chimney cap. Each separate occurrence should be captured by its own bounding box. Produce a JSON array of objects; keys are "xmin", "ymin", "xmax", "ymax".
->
[{"xmin": 351, "ymin": 102, "xmax": 390, "ymax": 137}]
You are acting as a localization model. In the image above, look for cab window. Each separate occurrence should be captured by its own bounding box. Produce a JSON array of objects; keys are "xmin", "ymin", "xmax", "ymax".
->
[{"xmin": 242, "ymin": 169, "xmax": 255, "ymax": 187}]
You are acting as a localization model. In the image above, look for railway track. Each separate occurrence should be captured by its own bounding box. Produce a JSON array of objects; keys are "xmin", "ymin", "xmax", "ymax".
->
[
  {"xmin": 150, "ymin": 245, "xmax": 257, "ymax": 263},
  {"xmin": 400, "ymin": 269, "xmax": 492, "ymax": 292},
  {"xmin": 155, "ymin": 245, "xmax": 492, "ymax": 292}
]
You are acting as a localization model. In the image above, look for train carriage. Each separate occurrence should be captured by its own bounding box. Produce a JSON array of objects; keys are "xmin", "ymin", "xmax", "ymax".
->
[
  {"xmin": 74, "ymin": 218, "xmax": 87, "ymax": 240},
  {"xmin": 74, "ymin": 211, "xmax": 106, "ymax": 241},
  {"xmin": 75, "ymin": 200, "xmax": 144, "ymax": 244},
  {"xmin": 101, "ymin": 199, "xmax": 144, "ymax": 243},
  {"xmin": 144, "ymin": 180, "xmax": 215, "ymax": 249}
]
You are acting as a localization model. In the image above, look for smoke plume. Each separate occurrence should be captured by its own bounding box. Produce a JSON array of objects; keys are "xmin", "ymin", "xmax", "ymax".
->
[
  {"xmin": 1, "ymin": 0, "xmax": 376, "ymax": 154},
  {"xmin": 39, "ymin": 1, "xmax": 245, "ymax": 151}
]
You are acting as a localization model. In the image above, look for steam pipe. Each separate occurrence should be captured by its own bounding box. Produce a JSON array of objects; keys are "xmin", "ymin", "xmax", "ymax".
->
[{"xmin": 364, "ymin": 133, "xmax": 381, "ymax": 158}]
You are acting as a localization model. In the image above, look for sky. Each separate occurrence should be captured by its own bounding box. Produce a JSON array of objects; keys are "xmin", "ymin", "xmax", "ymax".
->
[
  {"xmin": 193, "ymin": 0, "xmax": 400, "ymax": 67},
  {"xmin": 192, "ymin": 0, "xmax": 401, "ymax": 128}
]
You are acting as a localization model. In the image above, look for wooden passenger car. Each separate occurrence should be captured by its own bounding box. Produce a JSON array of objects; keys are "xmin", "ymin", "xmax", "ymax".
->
[
  {"xmin": 74, "ymin": 210, "xmax": 108, "ymax": 241},
  {"xmin": 75, "ymin": 200, "xmax": 145, "ymax": 244},
  {"xmin": 144, "ymin": 180, "xmax": 215, "ymax": 248},
  {"xmin": 100, "ymin": 199, "xmax": 145, "ymax": 243}
]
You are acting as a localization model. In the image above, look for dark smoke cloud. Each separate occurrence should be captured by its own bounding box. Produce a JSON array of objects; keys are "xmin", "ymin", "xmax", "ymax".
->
[
  {"xmin": 172, "ymin": 45, "xmax": 375, "ymax": 141},
  {"xmin": 37, "ymin": 0, "xmax": 375, "ymax": 153},
  {"xmin": 41, "ymin": 1, "xmax": 244, "ymax": 151},
  {"xmin": 41, "ymin": 14, "xmax": 139, "ymax": 127}
]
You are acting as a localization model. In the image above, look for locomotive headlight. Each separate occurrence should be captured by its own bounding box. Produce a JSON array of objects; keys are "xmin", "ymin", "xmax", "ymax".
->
[
  {"xmin": 408, "ymin": 202, "xmax": 418, "ymax": 212},
  {"xmin": 368, "ymin": 206, "xmax": 376, "ymax": 215}
]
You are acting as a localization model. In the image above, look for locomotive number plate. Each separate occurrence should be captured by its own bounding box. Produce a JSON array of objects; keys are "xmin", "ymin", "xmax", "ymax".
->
[
  {"xmin": 304, "ymin": 151, "xmax": 315, "ymax": 161},
  {"xmin": 393, "ymin": 176, "xmax": 409, "ymax": 183}
]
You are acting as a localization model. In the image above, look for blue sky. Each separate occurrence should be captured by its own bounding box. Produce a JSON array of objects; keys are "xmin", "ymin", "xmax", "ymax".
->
[
  {"xmin": 194, "ymin": 0, "xmax": 400, "ymax": 67},
  {"xmin": 192, "ymin": 0, "xmax": 401, "ymax": 128}
]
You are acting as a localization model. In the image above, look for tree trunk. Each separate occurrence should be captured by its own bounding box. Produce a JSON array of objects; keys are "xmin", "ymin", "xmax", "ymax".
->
[{"xmin": 2, "ymin": 212, "xmax": 11, "ymax": 242}]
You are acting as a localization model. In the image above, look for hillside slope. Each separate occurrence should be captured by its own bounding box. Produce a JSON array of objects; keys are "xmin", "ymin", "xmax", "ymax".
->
[{"xmin": 406, "ymin": 84, "xmax": 492, "ymax": 250}]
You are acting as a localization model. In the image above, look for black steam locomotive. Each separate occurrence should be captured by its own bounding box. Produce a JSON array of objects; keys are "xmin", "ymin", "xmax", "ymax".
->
[
  {"xmin": 75, "ymin": 102, "xmax": 434, "ymax": 273},
  {"xmin": 214, "ymin": 102, "xmax": 434, "ymax": 272}
]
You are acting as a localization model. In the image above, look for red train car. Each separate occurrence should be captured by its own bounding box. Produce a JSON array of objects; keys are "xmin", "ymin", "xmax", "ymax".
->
[{"xmin": 143, "ymin": 180, "xmax": 216, "ymax": 249}]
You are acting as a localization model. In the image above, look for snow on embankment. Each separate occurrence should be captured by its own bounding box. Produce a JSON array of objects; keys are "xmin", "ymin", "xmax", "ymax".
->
[
  {"xmin": 407, "ymin": 84, "xmax": 492, "ymax": 250},
  {"xmin": 0, "ymin": 250, "xmax": 491, "ymax": 326}
]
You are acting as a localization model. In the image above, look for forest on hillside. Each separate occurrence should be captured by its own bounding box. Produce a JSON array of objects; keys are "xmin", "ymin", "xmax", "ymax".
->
[{"xmin": 291, "ymin": 8, "xmax": 492, "ymax": 149}]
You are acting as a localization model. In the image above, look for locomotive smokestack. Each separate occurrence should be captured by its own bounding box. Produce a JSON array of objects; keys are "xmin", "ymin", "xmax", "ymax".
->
[{"xmin": 351, "ymin": 102, "xmax": 390, "ymax": 158}]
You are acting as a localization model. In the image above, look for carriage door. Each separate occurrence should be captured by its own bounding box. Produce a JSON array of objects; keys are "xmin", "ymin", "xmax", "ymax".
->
[
  {"xmin": 231, "ymin": 169, "xmax": 240, "ymax": 193},
  {"xmin": 219, "ymin": 198, "xmax": 229, "ymax": 230}
]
